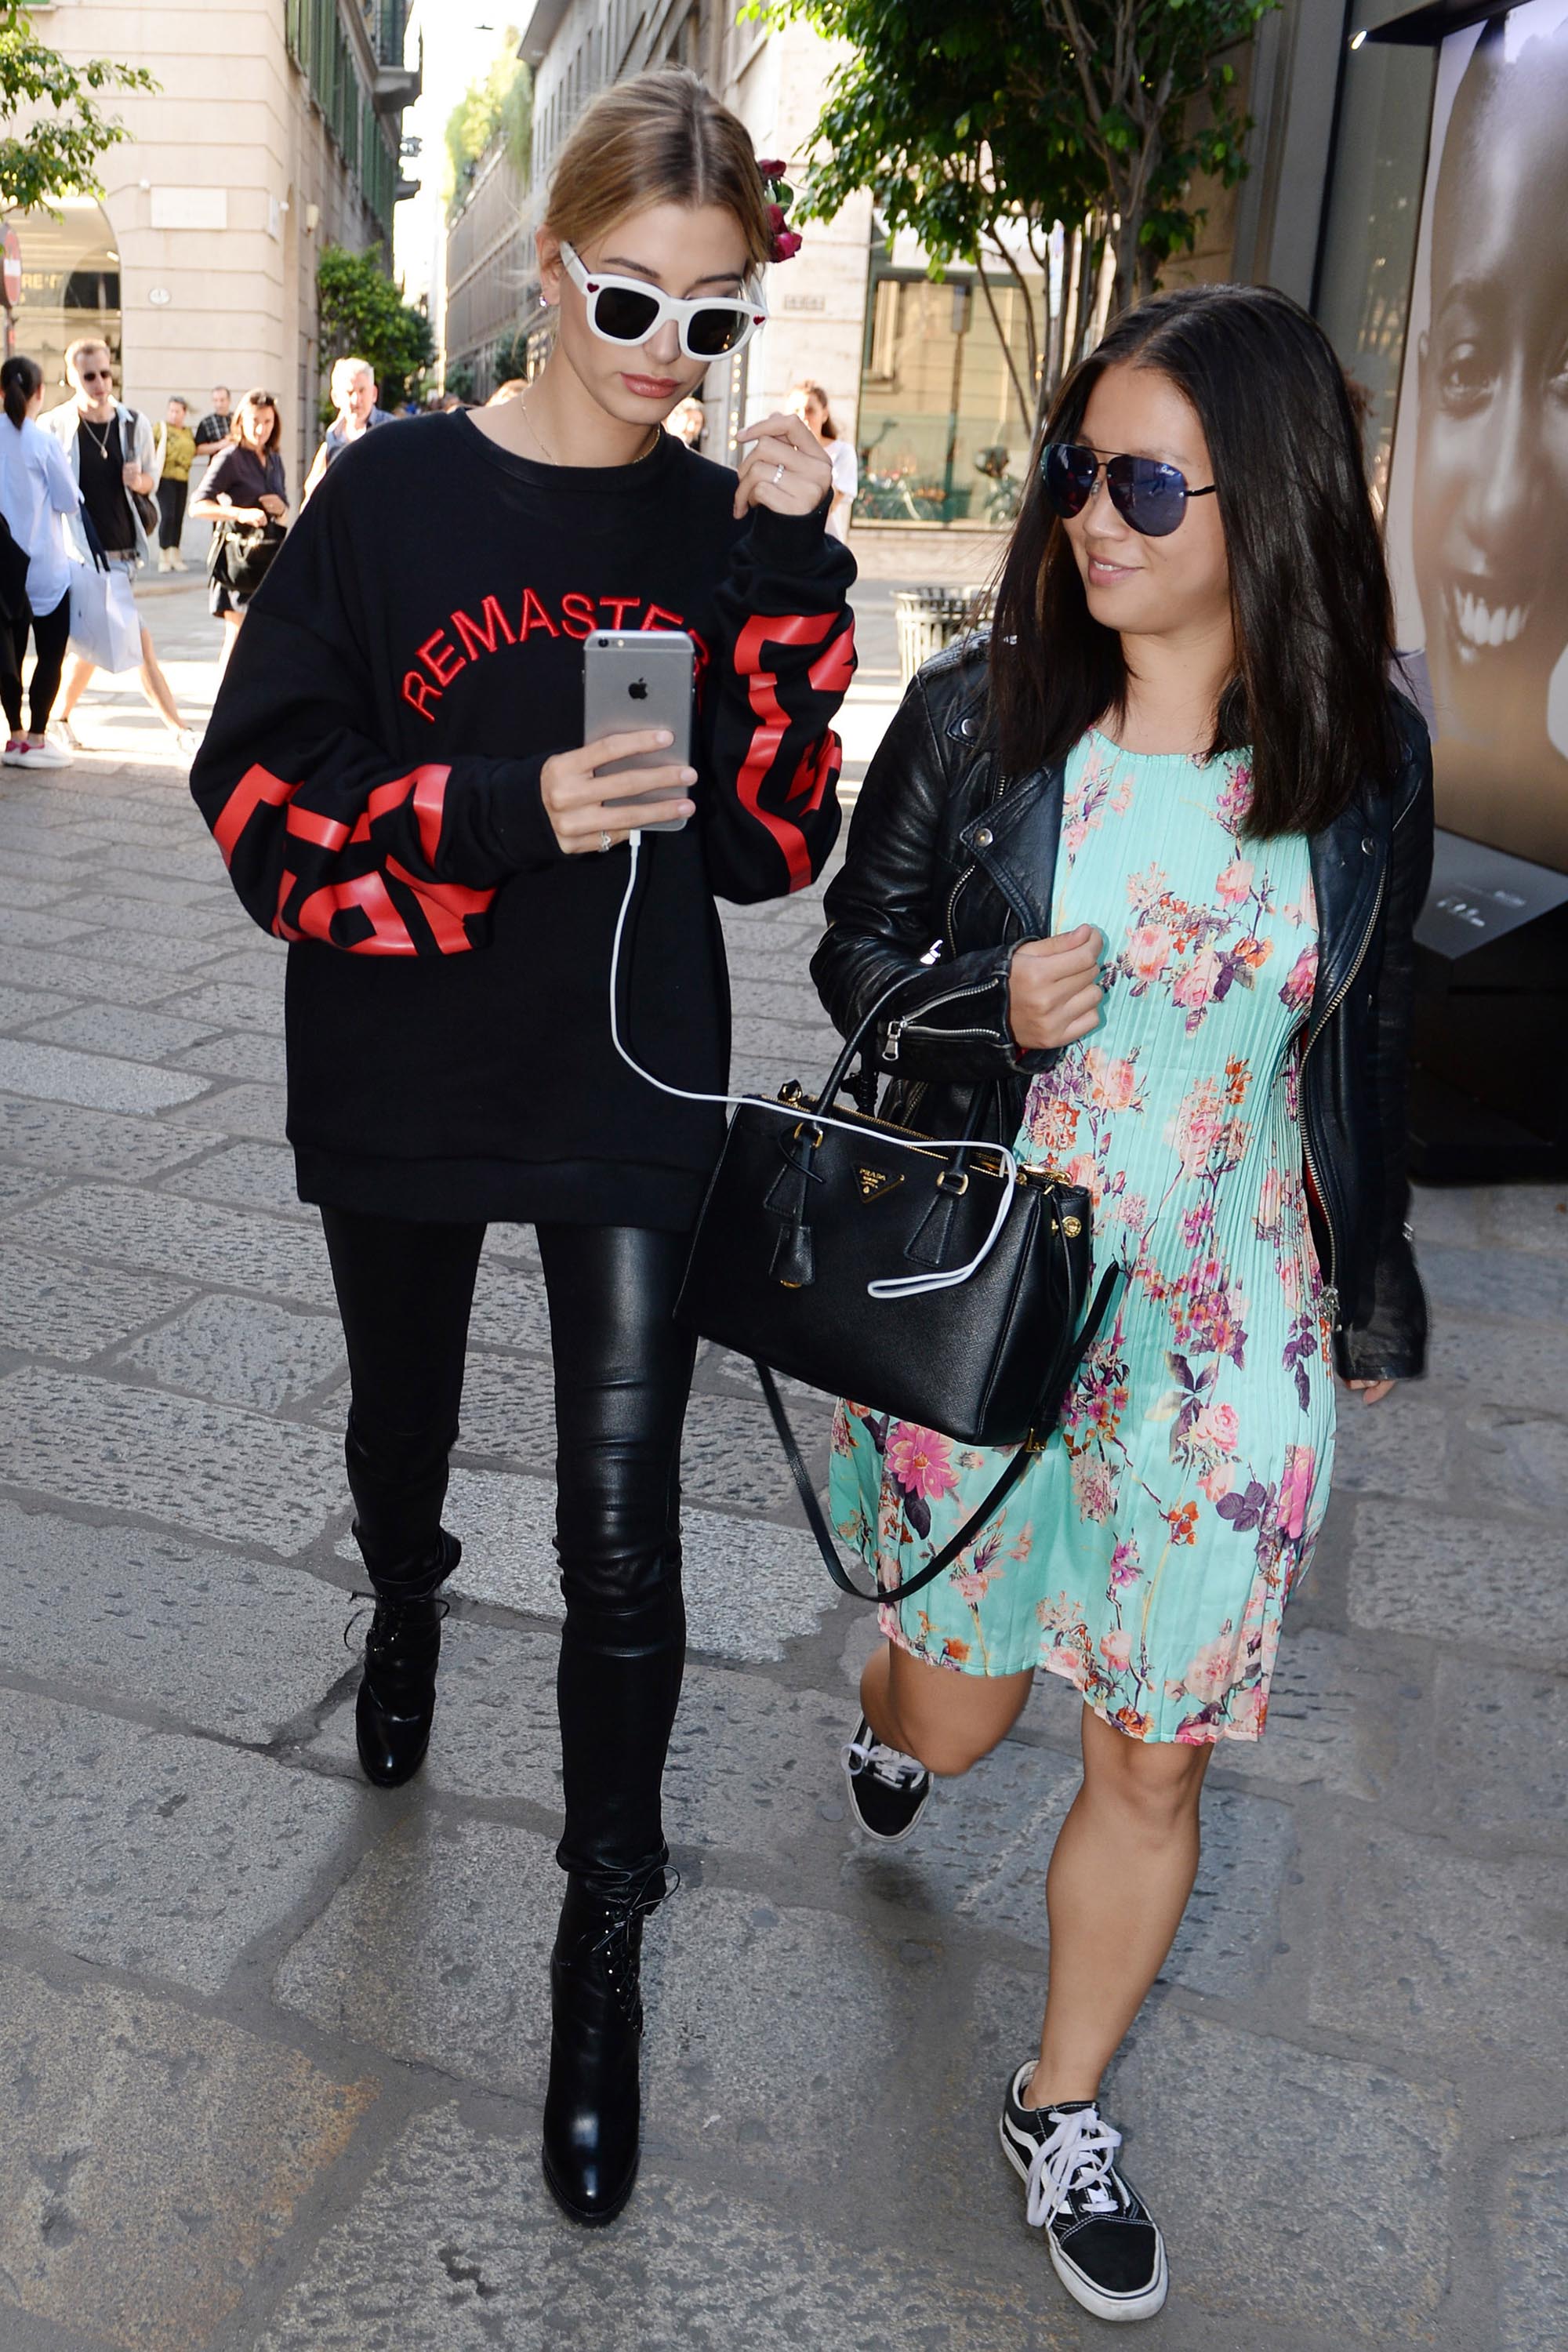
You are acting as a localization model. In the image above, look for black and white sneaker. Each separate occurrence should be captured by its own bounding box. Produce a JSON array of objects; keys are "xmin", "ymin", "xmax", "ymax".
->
[
  {"xmin": 1000, "ymin": 2064, "xmax": 1168, "ymax": 2322},
  {"xmin": 841, "ymin": 1713, "xmax": 933, "ymax": 1844}
]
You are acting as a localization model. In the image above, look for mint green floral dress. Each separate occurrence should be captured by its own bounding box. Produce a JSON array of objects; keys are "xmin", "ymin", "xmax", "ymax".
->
[{"xmin": 829, "ymin": 731, "xmax": 1337, "ymax": 1746}]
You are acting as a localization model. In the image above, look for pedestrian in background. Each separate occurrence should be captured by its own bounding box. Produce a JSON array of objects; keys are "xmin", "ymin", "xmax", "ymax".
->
[
  {"xmin": 669, "ymin": 394, "xmax": 705, "ymax": 448},
  {"xmin": 786, "ymin": 380, "xmax": 856, "ymax": 539},
  {"xmin": 191, "ymin": 64, "xmax": 849, "ymax": 2234},
  {"xmin": 154, "ymin": 395, "xmax": 196, "ymax": 571},
  {"xmin": 818, "ymin": 282, "xmax": 1431, "ymax": 2325},
  {"xmin": 193, "ymin": 386, "xmax": 231, "ymax": 462},
  {"xmin": 190, "ymin": 389, "xmax": 289, "ymax": 673},
  {"xmin": 302, "ymin": 356, "xmax": 391, "ymax": 502},
  {"xmin": 42, "ymin": 339, "xmax": 195, "ymax": 757},
  {"xmin": 0, "ymin": 354, "xmax": 79, "ymax": 769}
]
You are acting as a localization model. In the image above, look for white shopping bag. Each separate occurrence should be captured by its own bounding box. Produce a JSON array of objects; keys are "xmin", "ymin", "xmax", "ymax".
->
[{"xmin": 68, "ymin": 557, "xmax": 143, "ymax": 674}]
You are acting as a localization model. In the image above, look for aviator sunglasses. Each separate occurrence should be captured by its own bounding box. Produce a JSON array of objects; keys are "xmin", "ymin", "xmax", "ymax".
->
[
  {"xmin": 558, "ymin": 241, "xmax": 768, "ymax": 361},
  {"xmin": 1042, "ymin": 441, "xmax": 1217, "ymax": 538}
]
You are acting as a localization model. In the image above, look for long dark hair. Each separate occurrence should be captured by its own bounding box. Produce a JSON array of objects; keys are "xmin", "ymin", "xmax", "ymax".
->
[
  {"xmin": 989, "ymin": 284, "xmax": 1398, "ymax": 837},
  {"xmin": 1, "ymin": 354, "xmax": 42, "ymax": 430}
]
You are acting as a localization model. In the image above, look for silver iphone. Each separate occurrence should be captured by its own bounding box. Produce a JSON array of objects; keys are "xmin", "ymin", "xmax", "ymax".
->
[{"xmin": 583, "ymin": 628, "xmax": 696, "ymax": 833}]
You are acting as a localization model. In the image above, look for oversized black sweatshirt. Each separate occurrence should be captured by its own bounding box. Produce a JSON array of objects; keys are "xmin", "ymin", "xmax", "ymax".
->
[{"xmin": 189, "ymin": 412, "xmax": 856, "ymax": 1229}]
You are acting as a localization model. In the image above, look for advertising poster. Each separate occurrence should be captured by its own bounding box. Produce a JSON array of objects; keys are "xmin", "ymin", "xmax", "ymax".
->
[{"xmin": 1384, "ymin": 2, "xmax": 1568, "ymax": 872}]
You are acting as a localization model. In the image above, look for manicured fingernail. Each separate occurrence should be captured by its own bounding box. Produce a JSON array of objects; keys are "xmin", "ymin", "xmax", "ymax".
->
[
  {"xmin": 656, "ymin": 730, "xmax": 673, "ymax": 744},
  {"xmin": 681, "ymin": 767, "xmax": 696, "ymax": 782}
]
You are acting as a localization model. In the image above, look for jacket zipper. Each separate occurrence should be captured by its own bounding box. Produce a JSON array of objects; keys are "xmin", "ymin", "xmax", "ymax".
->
[
  {"xmin": 886, "ymin": 978, "xmax": 1003, "ymax": 1060},
  {"xmin": 1298, "ymin": 869, "xmax": 1385, "ymax": 1318}
]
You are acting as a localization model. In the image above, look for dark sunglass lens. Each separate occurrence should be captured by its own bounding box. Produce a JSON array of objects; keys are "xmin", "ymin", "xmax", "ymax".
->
[
  {"xmin": 593, "ymin": 285, "xmax": 662, "ymax": 343},
  {"xmin": 1042, "ymin": 442, "xmax": 1096, "ymax": 517},
  {"xmin": 1111, "ymin": 456, "xmax": 1189, "ymax": 537},
  {"xmin": 687, "ymin": 305, "xmax": 746, "ymax": 358}
]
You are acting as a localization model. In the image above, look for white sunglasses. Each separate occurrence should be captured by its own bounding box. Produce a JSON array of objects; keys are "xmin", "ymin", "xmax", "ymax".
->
[{"xmin": 558, "ymin": 241, "xmax": 768, "ymax": 361}]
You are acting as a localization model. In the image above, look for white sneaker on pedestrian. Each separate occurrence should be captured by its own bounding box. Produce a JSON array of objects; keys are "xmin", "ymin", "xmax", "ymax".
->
[
  {"xmin": 174, "ymin": 728, "xmax": 198, "ymax": 757},
  {"xmin": 54, "ymin": 720, "xmax": 83, "ymax": 751},
  {"xmin": 4, "ymin": 736, "xmax": 70, "ymax": 769}
]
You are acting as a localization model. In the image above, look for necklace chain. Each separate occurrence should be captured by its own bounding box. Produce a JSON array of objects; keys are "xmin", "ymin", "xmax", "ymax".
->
[
  {"xmin": 521, "ymin": 393, "xmax": 658, "ymax": 470},
  {"xmin": 82, "ymin": 412, "xmax": 114, "ymax": 456}
]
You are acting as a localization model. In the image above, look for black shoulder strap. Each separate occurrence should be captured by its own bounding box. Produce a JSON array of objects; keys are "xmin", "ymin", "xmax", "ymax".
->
[{"xmin": 753, "ymin": 1261, "xmax": 1120, "ymax": 1605}]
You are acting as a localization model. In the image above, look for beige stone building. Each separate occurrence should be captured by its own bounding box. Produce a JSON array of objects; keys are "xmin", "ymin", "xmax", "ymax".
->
[{"xmin": 3, "ymin": 0, "xmax": 419, "ymax": 488}]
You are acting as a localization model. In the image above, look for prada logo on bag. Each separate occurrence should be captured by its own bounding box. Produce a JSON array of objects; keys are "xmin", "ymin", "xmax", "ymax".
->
[{"xmin": 856, "ymin": 1165, "xmax": 903, "ymax": 1202}]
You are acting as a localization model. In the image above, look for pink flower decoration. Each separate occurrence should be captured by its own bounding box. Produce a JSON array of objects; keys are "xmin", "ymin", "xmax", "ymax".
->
[
  {"xmin": 1126, "ymin": 924, "xmax": 1173, "ymax": 982},
  {"xmin": 1181, "ymin": 1633, "xmax": 1239, "ymax": 1704},
  {"xmin": 1279, "ymin": 945, "xmax": 1318, "ymax": 1011},
  {"xmin": 1192, "ymin": 1400, "xmax": 1239, "ymax": 1455},
  {"xmin": 1216, "ymin": 858, "xmax": 1255, "ymax": 907},
  {"xmin": 1172, "ymin": 946, "xmax": 1221, "ymax": 1013},
  {"xmin": 1276, "ymin": 1443, "xmax": 1316, "ymax": 1541},
  {"xmin": 1099, "ymin": 1628, "xmax": 1134, "ymax": 1671},
  {"xmin": 884, "ymin": 1422, "xmax": 959, "ymax": 1503}
]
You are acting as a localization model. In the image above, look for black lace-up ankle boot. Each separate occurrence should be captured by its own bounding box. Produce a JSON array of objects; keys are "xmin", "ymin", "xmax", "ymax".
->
[
  {"xmin": 353, "ymin": 1529, "xmax": 461, "ymax": 1788},
  {"xmin": 542, "ymin": 1867, "xmax": 667, "ymax": 2225}
]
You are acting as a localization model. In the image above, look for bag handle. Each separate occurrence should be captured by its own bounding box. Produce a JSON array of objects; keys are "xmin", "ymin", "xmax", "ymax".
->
[{"xmin": 754, "ymin": 1260, "xmax": 1121, "ymax": 1604}]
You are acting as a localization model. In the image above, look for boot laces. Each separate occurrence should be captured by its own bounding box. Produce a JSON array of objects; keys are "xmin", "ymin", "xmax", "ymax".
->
[
  {"xmin": 1024, "ymin": 2104, "xmax": 1124, "ymax": 2227},
  {"xmin": 343, "ymin": 1589, "xmax": 450, "ymax": 1653}
]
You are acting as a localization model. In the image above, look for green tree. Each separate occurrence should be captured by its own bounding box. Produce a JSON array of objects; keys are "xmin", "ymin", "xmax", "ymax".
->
[
  {"xmin": 0, "ymin": 2, "xmax": 157, "ymax": 212},
  {"xmin": 444, "ymin": 28, "xmax": 532, "ymax": 222},
  {"xmin": 755, "ymin": 0, "xmax": 1271, "ymax": 426},
  {"xmin": 316, "ymin": 244, "xmax": 434, "ymax": 412}
]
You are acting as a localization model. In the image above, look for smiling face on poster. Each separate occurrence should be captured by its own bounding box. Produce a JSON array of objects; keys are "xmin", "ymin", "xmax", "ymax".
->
[{"xmin": 1385, "ymin": 2, "xmax": 1568, "ymax": 870}]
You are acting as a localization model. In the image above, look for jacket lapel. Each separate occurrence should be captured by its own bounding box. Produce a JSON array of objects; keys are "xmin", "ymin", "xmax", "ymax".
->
[{"xmin": 956, "ymin": 761, "xmax": 1066, "ymax": 938}]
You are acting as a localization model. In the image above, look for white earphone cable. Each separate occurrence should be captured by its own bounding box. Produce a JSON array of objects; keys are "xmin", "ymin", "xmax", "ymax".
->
[{"xmin": 610, "ymin": 831, "xmax": 1019, "ymax": 1298}]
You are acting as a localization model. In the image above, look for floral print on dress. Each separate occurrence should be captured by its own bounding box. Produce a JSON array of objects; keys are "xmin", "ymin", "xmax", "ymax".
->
[{"xmin": 829, "ymin": 732, "xmax": 1336, "ymax": 1746}]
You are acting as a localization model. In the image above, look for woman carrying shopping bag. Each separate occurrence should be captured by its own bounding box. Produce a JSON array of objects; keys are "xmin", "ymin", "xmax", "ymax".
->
[
  {"xmin": 0, "ymin": 354, "xmax": 79, "ymax": 769},
  {"xmin": 814, "ymin": 283, "xmax": 1431, "ymax": 2324}
]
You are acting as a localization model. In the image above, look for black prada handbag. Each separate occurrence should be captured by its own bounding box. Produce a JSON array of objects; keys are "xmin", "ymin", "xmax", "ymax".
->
[{"xmin": 676, "ymin": 976, "xmax": 1120, "ymax": 1602}]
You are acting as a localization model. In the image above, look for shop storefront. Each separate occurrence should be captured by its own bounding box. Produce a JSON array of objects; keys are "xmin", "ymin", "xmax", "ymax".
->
[
  {"xmin": 1314, "ymin": 0, "xmax": 1568, "ymax": 1174},
  {"xmin": 1, "ymin": 198, "xmax": 122, "ymax": 400},
  {"xmin": 855, "ymin": 234, "xmax": 1041, "ymax": 529}
]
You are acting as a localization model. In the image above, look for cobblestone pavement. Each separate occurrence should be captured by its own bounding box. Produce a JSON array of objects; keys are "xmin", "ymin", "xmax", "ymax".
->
[{"xmin": 0, "ymin": 580, "xmax": 1562, "ymax": 2350}]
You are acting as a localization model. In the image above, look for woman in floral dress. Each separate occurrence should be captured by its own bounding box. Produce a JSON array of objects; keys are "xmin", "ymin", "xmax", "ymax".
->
[{"xmin": 813, "ymin": 285, "xmax": 1432, "ymax": 2324}]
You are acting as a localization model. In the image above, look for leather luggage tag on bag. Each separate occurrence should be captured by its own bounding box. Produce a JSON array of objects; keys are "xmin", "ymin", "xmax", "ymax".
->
[{"xmin": 856, "ymin": 1165, "xmax": 903, "ymax": 1202}]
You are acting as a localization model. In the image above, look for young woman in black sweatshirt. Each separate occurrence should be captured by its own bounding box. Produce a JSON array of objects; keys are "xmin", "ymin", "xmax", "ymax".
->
[{"xmin": 190, "ymin": 71, "xmax": 854, "ymax": 2226}]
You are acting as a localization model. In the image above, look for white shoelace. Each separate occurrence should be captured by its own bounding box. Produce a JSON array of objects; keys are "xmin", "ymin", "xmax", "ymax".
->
[
  {"xmin": 1024, "ymin": 2103, "xmax": 1124, "ymax": 2227},
  {"xmin": 843, "ymin": 1726, "xmax": 924, "ymax": 1788}
]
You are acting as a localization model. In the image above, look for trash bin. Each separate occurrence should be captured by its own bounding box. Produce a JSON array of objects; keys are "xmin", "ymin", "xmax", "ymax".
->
[{"xmin": 893, "ymin": 584, "xmax": 995, "ymax": 687}]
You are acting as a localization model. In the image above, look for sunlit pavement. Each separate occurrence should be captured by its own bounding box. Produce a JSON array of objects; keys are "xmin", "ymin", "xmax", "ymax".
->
[{"xmin": 0, "ymin": 575, "xmax": 1561, "ymax": 2351}]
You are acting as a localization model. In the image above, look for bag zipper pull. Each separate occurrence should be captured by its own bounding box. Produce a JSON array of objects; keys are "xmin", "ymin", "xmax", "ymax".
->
[{"xmin": 884, "ymin": 1017, "xmax": 904, "ymax": 1063}]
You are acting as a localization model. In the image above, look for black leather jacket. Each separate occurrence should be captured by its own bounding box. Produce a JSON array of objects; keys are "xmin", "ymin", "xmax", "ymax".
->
[{"xmin": 811, "ymin": 639, "xmax": 1434, "ymax": 1382}]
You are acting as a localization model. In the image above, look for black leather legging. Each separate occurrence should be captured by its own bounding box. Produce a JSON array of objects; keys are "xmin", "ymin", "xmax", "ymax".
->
[{"xmin": 321, "ymin": 1209, "xmax": 695, "ymax": 1894}]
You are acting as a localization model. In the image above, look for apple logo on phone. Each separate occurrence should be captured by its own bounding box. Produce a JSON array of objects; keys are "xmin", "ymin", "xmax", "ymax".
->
[{"xmin": 628, "ymin": 677, "xmax": 648, "ymax": 701}]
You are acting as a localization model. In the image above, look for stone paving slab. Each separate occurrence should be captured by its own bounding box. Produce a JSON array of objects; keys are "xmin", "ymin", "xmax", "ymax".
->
[
  {"xmin": 173, "ymin": 1031, "xmax": 290, "ymax": 1087},
  {"xmin": 162, "ymin": 1080, "xmax": 290, "ymax": 1141},
  {"xmin": 1214, "ymin": 1626, "xmax": 1414, "ymax": 1801},
  {"xmin": 274, "ymin": 1814, "xmax": 561, "ymax": 2088},
  {"xmin": 0, "ymin": 1091, "xmax": 216, "ymax": 1181},
  {"xmin": 0, "ymin": 1040, "xmax": 210, "ymax": 1116},
  {"xmin": 0, "ymin": 980, "xmax": 82, "ymax": 1025},
  {"xmin": 117, "ymin": 1293, "xmax": 346, "ymax": 1412},
  {"xmin": 158, "ymin": 1138, "xmax": 314, "ymax": 1221},
  {"xmin": 251, "ymin": 2102, "xmax": 1075, "ymax": 2352},
  {"xmin": 0, "ymin": 1245, "xmax": 192, "ymax": 1363},
  {"xmin": 0, "ymin": 1367, "xmax": 343, "ymax": 1555},
  {"xmin": 0, "ymin": 1958, "xmax": 377, "ymax": 2352},
  {"xmin": 1425, "ymin": 1655, "xmax": 1568, "ymax": 1836},
  {"xmin": 0, "ymin": 943, "xmax": 191, "ymax": 1005},
  {"xmin": 21, "ymin": 1003, "xmax": 223, "ymax": 1062},
  {"xmin": 1305, "ymin": 1822, "xmax": 1568, "ymax": 2070},
  {"xmin": 1494, "ymin": 2130, "xmax": 1568, "ymax": 2352},
  {"xmin": 159, "ymin": 979, "xmax": 286, "ymax": 1033},
  {"xmin": 0, "ymin": 1686, "xmax": 363, "ymax": 1994},
  {"xmin": 842, "ymin": 1731, "xmax": 1295, "ymax": 1998},
  {"xmin": 8, "ymin": 1181, "xmax": 336, "ymax": 1308},
  {"xmin": 0, "ymin": 1499, "xmax": 349, "ymax": 1740},
  {"xmin": 1349, "ymin": 1497, "xmax": 1568, "ymax": 1660},
  {"xmin": 361, "ymin": 1465, "xmax": 840, "ymax": 1661}
]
